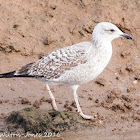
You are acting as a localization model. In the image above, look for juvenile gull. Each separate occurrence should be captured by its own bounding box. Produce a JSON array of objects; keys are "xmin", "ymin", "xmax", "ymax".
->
[{"xmin": 0, "ymin": 22, "xmax": 132, "ymax": 119}]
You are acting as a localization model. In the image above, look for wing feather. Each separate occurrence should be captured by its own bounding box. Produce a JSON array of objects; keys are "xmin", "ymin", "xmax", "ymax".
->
[{"xmin": 16, "ymin": 42, "xmax": 92, "ymax": 79}]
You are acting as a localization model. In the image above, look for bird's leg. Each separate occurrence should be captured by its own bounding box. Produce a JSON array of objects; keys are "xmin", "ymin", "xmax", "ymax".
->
[
  {"xmin": 72, "ymin": 85, "xmax": 93, "ymax": 120},
  {"xmin": 46, "ymin": 84, "xmax": 58, "ymax": 111}
]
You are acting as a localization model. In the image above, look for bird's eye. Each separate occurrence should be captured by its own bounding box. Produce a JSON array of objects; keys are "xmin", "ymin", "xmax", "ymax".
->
[{"xmin": 110, "ymin": 29, "xmax": 115, "ymax": 32}]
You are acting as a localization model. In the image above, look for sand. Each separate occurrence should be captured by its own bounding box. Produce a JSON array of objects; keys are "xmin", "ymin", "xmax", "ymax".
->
[{"xmin": 0, "ymin": 0, "xmax": 140, "ymax": 139}]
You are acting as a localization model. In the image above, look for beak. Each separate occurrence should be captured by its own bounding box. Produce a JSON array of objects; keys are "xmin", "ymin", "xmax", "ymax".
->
[{"xmin": 121, "ymin": 33, "xmax": 132, "ymax": 40}]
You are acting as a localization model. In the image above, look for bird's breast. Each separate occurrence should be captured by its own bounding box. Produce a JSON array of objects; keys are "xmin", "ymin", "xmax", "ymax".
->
[{"xmin": 54, "ymin": 45, "xmax": 112, "ymax": 86}]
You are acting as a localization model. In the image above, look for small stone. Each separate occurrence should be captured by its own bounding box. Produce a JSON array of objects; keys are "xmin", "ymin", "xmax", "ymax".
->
[
  {"xmin": 11, "ymin": 88, "xmax": 15, "ymax": 91},
  {"xmin": 133, "ymin": 80, "xmax": 138, "ymax": 84},
  {"xmin": 40, "ymin": 96, "xmax": 48, "ymax": 102},
  {"xmin": 43, "ymin": 37, "xmax": 53, "ymax": 45},
  {"xmin": 132, "ymin": 114, "xmax": 140, "ymax": 122},
  {"xmin": 79, "ymin": 95, "xmax": 84, "ymax": 98},
  {"xmin": 127, "ymin": 87, "xmax": 135, "ymax": 93},
  {"xmin": 0, "ymin": 46, "xmax": 5, "ymax": 52},
  {"xmin": 70, "ymin": 101, "xmax": 77, "ymax": 108},
  {"xmin": 5, "ymin": 45, "xmax": 20, "ymax": 53},
  {"xmin": 58, "ymin": 101, "xmax": 62, "ymax": 104},
  {"xmin": 4, "ymin": 100, "xmax": 9, "ymax": 103},
  {"xmin": 95, "ymin": 99, "xmax": 99, "ymax": 103},
  {"xmin": 66, "ymin": 106, "xmax": 73, "ymax": 111},
  {"xmin": 33, "ymin": 100, "xmax": 41, "ymax": 108},
  {"xmin": 137, "ymin": 110, "xmax": 140, "ymax": 115},
  {"xmin": 121, "ymin": 95, "xmax": 131, "ymax": 103},
  {"xmin": 13, "ymin": 24, "xmax": 19, "ymax": 29},
  {"xmin": 119, "ymin": 69, "xmax": 125, "ymax": 76},
  {"xmin": 111, "ymin": 88, "xmax": 121, "ymax": 97},
  {"xmin": 99, "ymin": 120, "xmax": 103, "ymax": 124},
  {"xmin": 95, "ymin": 78, "xmax": 106, "ymax": 87},
  {"xmin": 88, "ymin": 96, "xmax": 93, "ymax": 100},
  {"xmin": 82, "ymin": 26, "xmax": 93, "ymax": 34},
  {"xmin": 21, "ymin": 98, "xmax": 31, "ymax": 105},
  {"xmin": 124, "ymin": 103, "xmax": 132, "ymax": 110},
  {"xmin": 46, "ymin": 99, "xmax": 52, "ymax": 103},
  {"xmin": 120, "ymin": 51, "xmax": 130, "ymax": 58},
  {"xmin": 135, "ymin": 75, "xmax": 140, "ymax": 81},
  {"xmin": 125, "ymin": 65, "xmax": 134, "ymax": 73},
  {"xmin": 64, "ymin": 101, "xmax": 69, "ymax": 108},
  {"xmin": 64, "ymin": 101, "xmax": 73, "ymax": 111},
  {"xmin": 94, "ymin": 114, "xmax": 97, "ymax": 118},
  {"xmin": 5, "ymin": 45, "xmax": 14, "ymax": 53},
  {"xmin": 111, "ymin": 104, "xmax": 125, "ymax": 113},
  {"xmin": 116, "ymin": 76, "xmax": 119, "ymax": 80},
  {"xmin": 50, "ymin": 5, "xmax": 56, "ymax": 10}
]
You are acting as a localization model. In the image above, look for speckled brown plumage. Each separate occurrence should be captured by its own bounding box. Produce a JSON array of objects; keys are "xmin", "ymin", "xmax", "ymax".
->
[{"xmin": 15, "ymin": 45, "xmax": 89, "ymax": 80}]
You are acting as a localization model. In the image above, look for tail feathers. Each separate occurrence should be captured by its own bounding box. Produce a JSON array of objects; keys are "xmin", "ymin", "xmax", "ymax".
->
[
  {"xmin": 0, "ymin": 71, "xmax": 16, "ymax": 78},
  {"xmin": 0, "ymin": 63, "xmax": 37, "ymax": 79},
  {"xmin": 0, "ymin": 62, "xmax": 35, "ymax": 78},
  {"xmin": 0, "ymin": 71, "xmax": 35, "ymax": 78}
]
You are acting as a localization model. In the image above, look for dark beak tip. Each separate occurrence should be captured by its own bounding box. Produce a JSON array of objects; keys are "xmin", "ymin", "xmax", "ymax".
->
[
  {"xmin": 121, "ymin": 34, "xmax": 132, "ymax": 40},
  {"xmin": 126, "ymin": 36, "xmax": 132, "ymax": 40}
]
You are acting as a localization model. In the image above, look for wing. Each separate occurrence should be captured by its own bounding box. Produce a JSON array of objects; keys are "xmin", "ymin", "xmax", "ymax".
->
[{"xmin": 15, "ymin": 42, "xmax": 92, "ymax": 79}]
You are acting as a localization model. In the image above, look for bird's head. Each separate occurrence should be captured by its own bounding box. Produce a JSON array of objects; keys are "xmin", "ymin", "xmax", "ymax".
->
[{"xmin": 92, "ymin": 22, "xmax": 132, "ymax": 43}]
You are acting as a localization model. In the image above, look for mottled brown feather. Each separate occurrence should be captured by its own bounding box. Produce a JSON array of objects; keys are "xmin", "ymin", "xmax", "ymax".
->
[
  {"xmin": 16, "ymin": 62, "xmax": 34, "ymax": 75},
  {"xmin": 27, "ymin": 46, "xmax": 88, "ymax": 79}
]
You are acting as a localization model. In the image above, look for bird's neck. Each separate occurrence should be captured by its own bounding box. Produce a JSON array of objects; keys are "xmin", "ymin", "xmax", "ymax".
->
[
  {"xmin": 92, "ymin": 32, "xmax": 112, "ymax": 48},
  {"xmin": 91, "ymin": 36, "xmax": 113, "ymax": 60},
  {"xmin": 92, "ymin": 37, "xmax": 112, "ymax": 49},
  {"xmin": 90, "ymin": 37, "xmax": 113, "ymax": 67}
]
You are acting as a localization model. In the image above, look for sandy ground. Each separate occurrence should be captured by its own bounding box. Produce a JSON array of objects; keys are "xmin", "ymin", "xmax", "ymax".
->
[{"xmin": 0, "ymin": 0, "xmax": 140, "ymax": 139}]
